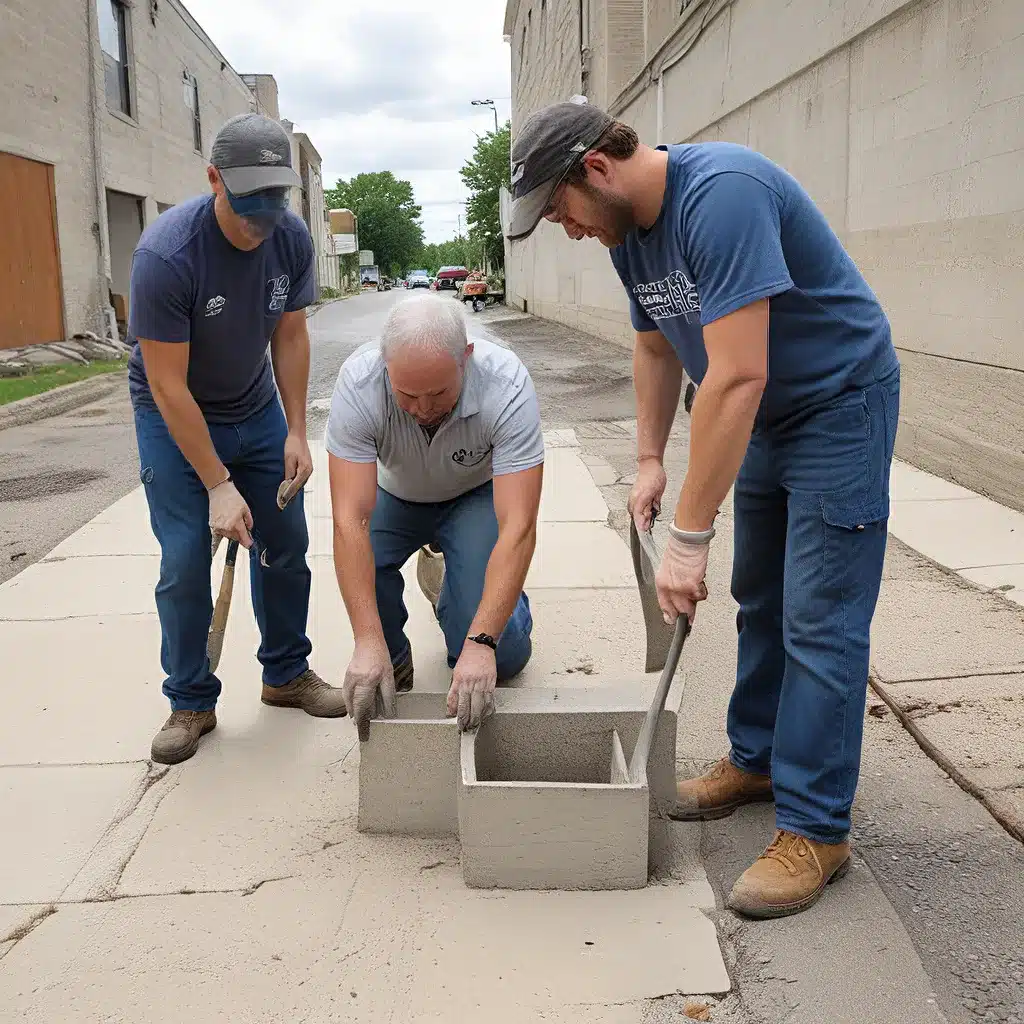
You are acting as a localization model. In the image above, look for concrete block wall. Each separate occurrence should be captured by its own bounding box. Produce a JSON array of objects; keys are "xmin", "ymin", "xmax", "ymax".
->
[
  {"xmin": 0, "ymin": 0, "xmax": 106, "ymax": 338},
  {"xmin": 505, "ymin": 0, "xmax": 1024, "ymax": 511},
  {"xmin": 100, "ymin": 0, "xmax": 256, "ymax": 218}
]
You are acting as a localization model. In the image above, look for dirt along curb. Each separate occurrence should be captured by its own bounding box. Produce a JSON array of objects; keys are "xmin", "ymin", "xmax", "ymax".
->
[{"xmin": 0, "ymin": 370, "xmax": 129, "ymax": 431}]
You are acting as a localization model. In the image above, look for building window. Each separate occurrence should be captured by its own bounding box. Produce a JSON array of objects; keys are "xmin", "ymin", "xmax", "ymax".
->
[
  {"xmin": 98, "ymin": 1, "xmax": 132, "ymax": 117},
  {"xmin": 184, "ymin": 71, "xmax": 202, "ymax": 152}
]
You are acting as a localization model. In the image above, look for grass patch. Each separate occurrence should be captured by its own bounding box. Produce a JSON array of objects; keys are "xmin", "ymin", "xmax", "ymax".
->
[{"xmin": 0, "ymin": 358, "xmax": 127, "ymax": 407}]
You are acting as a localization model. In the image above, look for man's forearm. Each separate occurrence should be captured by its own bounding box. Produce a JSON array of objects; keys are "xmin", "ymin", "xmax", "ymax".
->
[
  {"xmin": 468, "ymin": 527, "xmax": 536, "ymax": 638},
  {"xmin": 675, "ymin": 371, "xmax": 763, "ymax": 532},
  {"xmin": 333, "ymin": 519, "xmax": 385, "ymax": 646},
  {"xmin": 150, "ymin": 384, "xmax": 226, "ymax": 489},
  {"xmin": 634, "ymin": 337, "xmax": 683, "ymax": 462},
  {"xmin": 271, "ymin": 328, "xmax": 310, "ymax": 432}
]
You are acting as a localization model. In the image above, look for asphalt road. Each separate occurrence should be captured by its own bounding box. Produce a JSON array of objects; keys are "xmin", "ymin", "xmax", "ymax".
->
[{"xmin": 3, "ymin": 291, "xmax": 1022, "ymax": 1021}]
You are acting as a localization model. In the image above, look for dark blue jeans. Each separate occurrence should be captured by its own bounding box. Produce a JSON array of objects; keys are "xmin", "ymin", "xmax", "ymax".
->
[
  {"xmin": 728, "ymin": 368, "xmax": 900, "ymax": 844},
  {"xmin": 134, "ymin": 398, "xmax": 311, "ymax": 711},
  {"xmin": 370, "ymin": 481, "xmax": 533, "ymax": 680}
]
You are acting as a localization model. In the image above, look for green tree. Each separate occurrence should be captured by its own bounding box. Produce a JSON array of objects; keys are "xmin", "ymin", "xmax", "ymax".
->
[
  {"xmin": 325, "ymin": 171, "xmax": 425, "ymax": 276},
  {"xmin": 418, "ymin": 236, "xmax": 475, "ymax": 275},
  {"xmin": 460, "ymin": 121, "xmax": 510, "ymax": 271}
]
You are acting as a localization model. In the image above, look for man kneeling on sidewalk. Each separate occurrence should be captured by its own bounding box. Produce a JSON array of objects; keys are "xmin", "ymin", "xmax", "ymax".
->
[
  {"xmin": 129, "ymin": 114, "xmax": 346, "ymax": 765},
  {"xmin": 326, "ymin": 293, "xmax": 544, "ymax": 737}
]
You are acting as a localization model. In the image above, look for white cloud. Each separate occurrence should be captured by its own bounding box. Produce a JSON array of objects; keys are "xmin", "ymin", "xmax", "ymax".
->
[{"xmin": 180, "ymin": 0, "xmax": 512, "ymax": 242}]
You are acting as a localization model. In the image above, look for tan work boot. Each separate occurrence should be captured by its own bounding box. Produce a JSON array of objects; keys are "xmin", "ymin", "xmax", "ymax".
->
[
  {"xmin": 670, "ymin": 756, "xmax": 773, "ymax": 821},
  {"xmin": 728, "ymin": 830, "xmax": 852, "ymax": 919},
  {"xmin": 394, "ymin": 651, "xmax": 414, "ymax": 693},
  {"xmin": 416, "ymin": 543, "xmax": 444, "ymax": 610},
  {"xmin": 262, "ymin": 669, "xmax": 346, "ymax": 718},
  {"xmin": 151, "ymin": 710, "xmax": 216, "ymax": 765}
]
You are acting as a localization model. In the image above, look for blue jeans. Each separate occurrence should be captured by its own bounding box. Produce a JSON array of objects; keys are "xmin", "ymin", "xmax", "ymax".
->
[
  {"xmin": 728, "ymin": 368, "xmax": 900, "ymax": 844},
  {"xmin": 134, "ymin": 398, "xmax": 312, "ymax": 711},
  {"xmin": 370, "ymin": 481, "xmax": 533, "ymax": 680}
]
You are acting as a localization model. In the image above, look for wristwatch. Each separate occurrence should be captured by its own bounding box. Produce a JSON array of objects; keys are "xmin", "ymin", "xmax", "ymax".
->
[{"xmin": 467, "ymin": 632, "xmax": 498, "ymax": 651}]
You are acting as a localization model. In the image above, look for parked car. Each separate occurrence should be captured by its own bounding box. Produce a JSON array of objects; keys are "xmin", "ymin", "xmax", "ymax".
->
[
  {"xmin": 435, "ymin": 266, "xmax": 470, "ymax": 291},
  {"xmin": 408, "ymin": 270, "xmax": 430, "ymax": 289}
]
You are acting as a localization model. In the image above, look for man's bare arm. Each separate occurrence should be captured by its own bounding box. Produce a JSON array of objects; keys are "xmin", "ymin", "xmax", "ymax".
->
[
  {"xmin": 468, "ymin": 464, "xmax": 544, "ymax": 639},
  {"xmin": 329, "ymin": 454, "xmax": 383, "ymax": 645},
  {"xmin": 271, "ymin": 310, "xmax": 311, "ymax": 434},
  {"xmin": 634, "ymin": 329, "xmax": 683, "ymax": 463},
  {"xmin": 139, "ymin": 339, "xmax": 227, "ymax": 488},
  {"xmin": 674, "ymin": 299, "xmax": 768, "ymax": 532}
]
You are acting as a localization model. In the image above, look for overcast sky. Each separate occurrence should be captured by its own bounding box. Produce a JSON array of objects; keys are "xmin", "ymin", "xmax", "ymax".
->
[{"xmin": 182, "ymin": 0, "xmax": 512, "ymax": 243}]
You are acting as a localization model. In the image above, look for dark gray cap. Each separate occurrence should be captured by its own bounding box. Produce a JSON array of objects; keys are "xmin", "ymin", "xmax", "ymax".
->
[
  {"xmin": 210, "ymin": 113, "xmax": 301, "ymax": 196},
  {"xmin": 506, "ymin": 100, "xmax": 614, "ymax": 240}
]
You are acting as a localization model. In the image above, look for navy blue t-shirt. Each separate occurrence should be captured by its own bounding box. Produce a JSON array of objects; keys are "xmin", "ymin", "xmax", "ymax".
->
[
  {"xmin": 609, "ymin": 143, "xmax": 898, "ymax": 427},
  {"xmin": 127, "ymin": 195, "xmax": 317, "ymax": 423}
]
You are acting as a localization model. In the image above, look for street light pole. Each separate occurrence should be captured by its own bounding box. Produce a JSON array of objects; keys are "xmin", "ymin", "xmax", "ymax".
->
[{"xmin": 471, "ymin": 98, "xmax": 499, "ymax": 133}]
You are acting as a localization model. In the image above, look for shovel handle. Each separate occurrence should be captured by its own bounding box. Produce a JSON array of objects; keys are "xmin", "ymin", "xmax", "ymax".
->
[{"xmin": 628, "ymin": 614, "xmax": 690, "ymax": 783}]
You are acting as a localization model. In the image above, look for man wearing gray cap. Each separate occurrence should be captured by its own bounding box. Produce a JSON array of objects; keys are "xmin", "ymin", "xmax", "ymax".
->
[
  {"xmin": 127, "ymin": 112, "xmax": 345, "ymax": 766},
  {"xmin": 506, "ymin": 101, "xmax": 900, "ymax": 920}
]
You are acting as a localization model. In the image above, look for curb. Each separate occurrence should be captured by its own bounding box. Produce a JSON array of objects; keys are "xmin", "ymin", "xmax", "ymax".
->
[{"xmin": 0, "ymin": 371, "xmax": 128, "ymax": 431}]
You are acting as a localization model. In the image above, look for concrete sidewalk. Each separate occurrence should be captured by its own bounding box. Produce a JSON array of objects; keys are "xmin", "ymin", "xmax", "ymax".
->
[{"xmin": 0, "ymin": 434, "xmax": 730, "ymax": 1023}]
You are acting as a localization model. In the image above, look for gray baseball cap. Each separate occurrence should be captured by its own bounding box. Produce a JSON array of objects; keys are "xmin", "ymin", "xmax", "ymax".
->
[
  {"xmin": 506, "ymin": 100, "xmax": 614, "ymax": 241},
  {"xmin": 210, "ymin": 113, "xmax": 301, "ymax": 196}
]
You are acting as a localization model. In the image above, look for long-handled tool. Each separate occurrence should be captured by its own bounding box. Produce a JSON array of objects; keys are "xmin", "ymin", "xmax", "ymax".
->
[
  {"xmin": 630, "ymin": 516, "xmax": 675, "ymax": 673},
  {"xmin": 628, "ymin": 614, "xmax": 690, "ymax": 786},
  {"xmin": 205, "ymin": 477, "xmax": 302, "ymax": 673}
]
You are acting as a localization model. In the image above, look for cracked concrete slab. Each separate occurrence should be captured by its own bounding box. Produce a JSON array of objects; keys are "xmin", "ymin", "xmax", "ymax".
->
[
  {"xmin": 0, "ymin": 555, "xmax": 160, "ymax": 620},
  {"xmin": 0, "ymin": 904, "xmax": 51, "ymax": 943},
  {"xmin": 0, "ymin": 615, "xmax": 166, "ymax": 766},
  {"xmin": 0, "ymin": 869, "xmax": 727, "ymax": 1023},
  {"xmin": 0, "ymin": 763, "xmax": 148, "ymax": 904}
]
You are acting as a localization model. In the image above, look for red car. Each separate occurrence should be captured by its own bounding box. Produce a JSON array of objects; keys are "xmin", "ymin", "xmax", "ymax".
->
[{"xmin": 435, "ymin": 266, "xmax": 470, "ymax": 291}]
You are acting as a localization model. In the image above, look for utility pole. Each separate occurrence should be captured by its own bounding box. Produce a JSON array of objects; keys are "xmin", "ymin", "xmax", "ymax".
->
[{"xmin": 471, "ymin": 98, "xmax": 499, "ymax": 133}]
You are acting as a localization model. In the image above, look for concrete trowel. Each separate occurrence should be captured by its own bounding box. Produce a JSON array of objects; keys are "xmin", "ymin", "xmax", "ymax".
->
[{"xmin": 630, "ymin": 517, "xmax": 675, "ymax": 672}]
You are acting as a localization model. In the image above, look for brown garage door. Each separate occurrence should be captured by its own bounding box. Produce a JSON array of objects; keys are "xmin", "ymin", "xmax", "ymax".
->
[{"xmin": 0, "ymin": 152, "xmax": 65, "ymax": 350}]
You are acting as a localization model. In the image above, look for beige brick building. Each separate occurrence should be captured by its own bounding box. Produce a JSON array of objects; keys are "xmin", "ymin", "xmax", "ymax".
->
[
  {"xmin": 1, "ymin": 2, "xmax": 334, "ymax": 350},
  {"xmin": 503, "ymin": 0, "xmax": 1024, "ymax": 509}
]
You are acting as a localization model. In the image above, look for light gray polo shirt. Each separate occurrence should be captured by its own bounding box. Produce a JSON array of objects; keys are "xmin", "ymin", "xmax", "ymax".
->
[{"xmin": 324, "ymin": 338, "xmax": 545, "ymax": 502}]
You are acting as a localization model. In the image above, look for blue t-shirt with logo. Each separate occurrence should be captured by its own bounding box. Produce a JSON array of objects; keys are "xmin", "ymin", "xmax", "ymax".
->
[
  {"xmin": 127, "ymin": 194, "xmax": 316, "ymax": 423},
  {"xmin": 609, "ymin": 143, "xmax": 898, "ymax": 427}
]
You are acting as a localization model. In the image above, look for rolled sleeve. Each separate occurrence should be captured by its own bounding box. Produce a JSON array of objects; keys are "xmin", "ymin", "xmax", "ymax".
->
[
  {"xmin": 324, "ymin": 365, "xmax": 379, "ymax": 463},
  {"xmin": 491, "ymin": 372, "xmax": 545, "ymax": 477},
  {"xmin": 128, "ymin": 249, "xmax": 192, "ymax": 343},
  {"xmin": 683, "ymin": 171, "xmax": 794, "ymax": 326}
]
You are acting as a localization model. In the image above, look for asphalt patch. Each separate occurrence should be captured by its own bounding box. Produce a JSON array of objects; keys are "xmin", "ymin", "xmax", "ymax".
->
[{"xmin": 0, "ymin": 468, "xmax": 106, "ymax": 502}]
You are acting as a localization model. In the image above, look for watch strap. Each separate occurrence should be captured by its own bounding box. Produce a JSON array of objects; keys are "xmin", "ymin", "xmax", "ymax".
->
[{"xmin": 467, "ymin": 632, "xmax": 498, "ymax": 651}]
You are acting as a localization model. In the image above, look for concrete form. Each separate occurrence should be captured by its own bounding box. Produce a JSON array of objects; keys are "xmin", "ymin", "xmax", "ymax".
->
[
  {"xmin": 358, "ymin": 685, "xmax": 682, "ymax": 890},
  {"xmin": 459, "ymin": 724, "xmax": 649, "ymax": 890}
]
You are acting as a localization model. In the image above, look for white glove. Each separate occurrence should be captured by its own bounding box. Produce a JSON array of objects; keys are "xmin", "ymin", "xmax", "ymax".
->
[
  {"xmin": 448, "ymin": 640, "xmax": 497, "ymax": 731},
  {"xmin": 209, "ymin": 479, "xmax": 253, "ymax": 550},
  {"xmin": 655, "ymin": 533, "xmax": 710, "ymax": 625},
  {"xmin": 344, "ymin": 642, "xmax": 398, "ymax": 742}
]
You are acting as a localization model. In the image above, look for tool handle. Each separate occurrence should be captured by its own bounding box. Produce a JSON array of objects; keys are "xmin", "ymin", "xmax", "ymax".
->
[
  {"xmin": 206, "ymin": 539, "xmax": 239, "ymax": 672},
  {"xmin": 628, "ymin": 614, "xmax": 690, "ymax": 783}
]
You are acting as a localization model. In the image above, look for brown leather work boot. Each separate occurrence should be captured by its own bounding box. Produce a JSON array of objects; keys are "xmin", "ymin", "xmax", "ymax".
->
[
  {"xmin": 416, "ymin": 544, "xmax": 444, "ymax": 610},
  {"xmin": 728, "ymin": 830, "xmax": 852, "ymax": 919},
  {"xmin": 151, "ymin": 710, "xmax": 216, "ymax": 765},
  {"xmin": 262, "ymin": 669, "xmax": 346, "ymax": 718},
  {"xmin": 670, "ymin": 756, "xmax": 773, "ymax": 821}
]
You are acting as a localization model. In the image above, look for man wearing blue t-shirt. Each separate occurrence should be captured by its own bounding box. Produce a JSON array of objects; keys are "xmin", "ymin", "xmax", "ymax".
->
[
  {"xmin": 127, "ymin": 113, "xmax": 346, "ymax": 766},
  {"xmin": 507, "ymin": 102, "xmax": 900, "ymax": 919}
]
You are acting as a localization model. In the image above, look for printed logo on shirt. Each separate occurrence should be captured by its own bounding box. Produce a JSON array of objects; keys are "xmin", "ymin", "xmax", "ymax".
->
[
  {"xmin": 633, "ymin": 270, "xmax": 701, "ymax": 322},
  {"xmin": 259, "ymin": 148, "xmax": 283, "ymax": 164},
  {"xmin": 205, "ymin": 295, "xmax": 226, "ymax": 317},
  {"xmin": 451, "ymin": 447, "xmax": 490, "ymax": 468},
  {"xmin": 267, "ymin": 275, "xmax": 290, "ymax": 313}
]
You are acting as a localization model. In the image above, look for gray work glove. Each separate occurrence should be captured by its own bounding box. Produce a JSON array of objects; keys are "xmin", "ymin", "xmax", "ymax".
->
[
  {"xmin": 447, "ymin": 640, "xmax": 497, "ymax": 732},
  {"xmin": 209, "ymin": 479, "xmax": 253, "ymax": 550},
  {"xmin": 343, "ymin": 641, "xmax": 398, "ymax": 741}
]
